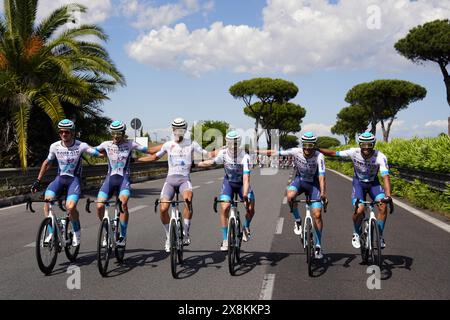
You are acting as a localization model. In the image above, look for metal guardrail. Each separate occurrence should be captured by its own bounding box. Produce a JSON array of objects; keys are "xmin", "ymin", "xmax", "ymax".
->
[{"xmin": 327, "ymin": 158, "xmax": 449, "ymax": 192}]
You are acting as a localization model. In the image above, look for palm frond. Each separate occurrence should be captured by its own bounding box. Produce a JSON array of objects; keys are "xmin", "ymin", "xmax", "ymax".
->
[
  {"xmin": 34, "ymin": 91, "xmax": 65, "ymax": 123},
  {"xmin": 12, "ymin": 101, "xmax": 30, "ymax": 170}
]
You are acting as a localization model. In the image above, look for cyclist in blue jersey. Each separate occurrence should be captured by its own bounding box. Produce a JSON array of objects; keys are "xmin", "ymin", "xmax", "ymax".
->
[
  {"xmin": 31, "ymin": 119, "xmax": 100, "ymax": 246},
  {"xmin": 261, "ymin": 132, "xmax": 327, "ymax": 259},
  {"xmin": 198, "ymin": 131, "xmax": 256, "ymax": 251},
  {"xmin": 95, "ymin": 120, "xmax": 154, "ymax": 247},
  {"xmin": 319, "ymin": 132, "xmax": 392, "ymax": 249}
]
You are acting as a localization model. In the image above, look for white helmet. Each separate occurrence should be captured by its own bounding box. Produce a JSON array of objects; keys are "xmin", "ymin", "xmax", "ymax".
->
[{"xmin": 171, "ymin": 118, "xmax": 188, "ymax": 130}]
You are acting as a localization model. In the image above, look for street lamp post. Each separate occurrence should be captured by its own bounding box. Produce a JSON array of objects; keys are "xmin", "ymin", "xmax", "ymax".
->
[{"xmin": 153, "ymin": 132, "xmax": 158, "ymax": 143}]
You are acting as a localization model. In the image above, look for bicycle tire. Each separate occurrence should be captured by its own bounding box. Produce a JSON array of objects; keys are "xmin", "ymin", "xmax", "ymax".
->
[
  {"xmin": 64, "ymin": 217, "xmax": 80, "ymax": 262},
  {"xmin": 305, "ymin": 219, "xmax": 314, "ymax": 277},
  {"xmin": 370, "ymin": 219, "xmax": 382, "ymax": 269},
  {"xmin": 170, "ymin": 220, "xmax": 178, "ymax": 279},
  {"xmin": 360, "ymin": 219, "xmax": 369, "ymax": 264},
  {"xmin": 235, "ymin": 215, "xmax": 242, "ymax": 264},
  {"xmin": 177, "ymin": 220, "xmax": 184, "ymax": 264},
  {"xmin": 97, "ymin": 219, "xmax": 111, "ymax": 277},
  {"xmin": 36, "ymin": 217, "xmax": 58, "ymax": 275},
  {"xmin": 114, "ymin": 218, "xmax": 125, "ymax": 263},
  {"xmin": 227, "ymin": 218, "xmax": 236, "ymax": 276}
]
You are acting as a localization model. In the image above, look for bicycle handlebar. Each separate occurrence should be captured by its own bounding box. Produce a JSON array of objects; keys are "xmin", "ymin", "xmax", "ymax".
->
[
  {"xmin": 154, "ymin": 199, "xmax": 193, "ymax": 214},
  {"xmin": 85, "ymin": 198, "xmax": 124, "ymax": 214},
  {"xmin": 289, "ymin": 199, "xmax": 328, "ymax": 213},
  {"xmin": 353, "ymin": 198, "xmax": 394, "ymax": 215},
  {"xmin": 213, "ymin": 197, "xmax": 248, "ymax": 213},
  {"xmin": 26, "ymin": 198, "xmax": 66, "ymax": 214}
]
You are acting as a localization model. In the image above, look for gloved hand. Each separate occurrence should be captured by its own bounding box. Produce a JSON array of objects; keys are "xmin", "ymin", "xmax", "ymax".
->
[{"xmin": 31, "ymin": 179, "xmax": 41, "ymax": 193}]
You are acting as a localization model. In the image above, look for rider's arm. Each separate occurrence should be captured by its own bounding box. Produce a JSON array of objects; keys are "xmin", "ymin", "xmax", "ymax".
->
[
  {"xmin": 258, "ymin": 149, "xmax": 278, "ymax": 156},
  {"xmin": 199, "ymin": 149, "xmax": 224, "ymax": 167},
  {"xmin": 138, "ymin": 142, "xmax": 168, "ymax": 162},
  {"xmin": 81, "ymin": 143, "xmax": 101, "ymax": 158},
  {"xmin": 242, "ymin": 155, "xmax": 251, "ymax": 197},
  {"xmin": 318, "ymin": 148, "xmax": 338, "ymax": 157},
  {"xmin": 317, "ymin": 153, "xmax": 327, "ymax": 198},
  {"xmin": 37, "ymin": 159, "xmax": 52, "ymax": 182},
  {"xmin": 377, "ymin": 152, "xmax": 391, "ymax": 198},
  {"xmin": 148, "ymin": 144, "xmax": 163, "ymax": 155}
]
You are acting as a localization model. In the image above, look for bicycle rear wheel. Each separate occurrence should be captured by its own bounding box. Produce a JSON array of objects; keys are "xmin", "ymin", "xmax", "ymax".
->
[
  {"xmin": 64, "ymin": 218, "xmax": 80, "ymax": 262},
  {"xmin": 114, "ymin": 218, "xmax": 125, "ymax": 263},
  {"xmin": 360, "ymin": 219, "xmax": 369, "ymax": 264},
  {"xmin": 97, "ymin": 219, "xmax": 111, "ymax": 277},
  {"xmin": 370, "ymin": 219, "xmax": 382, "ymax": 269},
  {"xmin": 227, "ymin": 218, "xmax": 237, "ymax": 276},
  {"xmin": 169, "ymin": 221, "xmax": 178, "ymax": 279},
  {"xmin": 305, "ymin": 219, "xmax": 314, "ymax": 277},
  {"xmin": 36, "ymin": 217, "xmax": 58, "ymax": 275}
]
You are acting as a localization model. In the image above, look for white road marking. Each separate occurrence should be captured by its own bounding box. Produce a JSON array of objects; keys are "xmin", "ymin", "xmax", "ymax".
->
[
  {"xmin": 129, "ymin": 205, "xmax": 148, "ymax": 213},
  {"xmin": 259, "ymin": 274, "xmax": 276, "ymax": 300},
  {"xmin": 282, "ymin": 197, "xmax": 287, "ymax": 205},
  {"xmin": 327, "ymin": 168, "xmax": 450, "ymax": 235},
  {"xmin": 24, "ymin": 242, "xmax": 35, "ymax": 248},
  {"xmin": 205, "ymin": 181, "xmax": 215, "ymax": 185},
  {"xmin": 192, "ymin": 186, "xmax": 201, "ymax": 190},
  {"xmin": 275, "ymin": 218, "xmax": 284, "ymax": 235}
]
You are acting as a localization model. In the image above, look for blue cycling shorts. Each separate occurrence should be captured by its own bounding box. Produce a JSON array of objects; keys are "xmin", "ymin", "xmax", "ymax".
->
[
  {"xmin": 97, "ymin": 174, "xmax": 131, "ymax": 200},
  {"xmin": 45, "ymin": 176, "xmax": 81, "ymax": 204},
  {"xmin": 219, "ymin": 177, "xmax": 255, "ymax": 202},
  {"xmin": 351, "ymin": 177, "xmax": 385, "ymax": 206}
]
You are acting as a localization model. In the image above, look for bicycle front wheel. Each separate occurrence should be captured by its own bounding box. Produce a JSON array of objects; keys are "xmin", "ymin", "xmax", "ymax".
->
[
  {"xmin": 235, "ymin": 216, "xmax": 242, "ymax": 263},
  {"xmin": 305, "ymin": 219, "xmax": 314, "ymax": 277},
  {"xmin": 227, "ymin": 218, "xmax": 237, "ymax": 276},
  {"xmin": 97, "ymin": 219, "xmax": 111, "ymax": 277},
  {"xmin": 64, "ymin": 218, "xmax": 80, "ymax": 262},
  {"xmin": 360, "ymin": 219, "xmax": 369, "ymax": 264},
  {"xmin": 36, "ymin": 217, "xmax": 58, "ymax": 275},
  {"xmin": 370, "ymin": 219, "xmax": 382, "ymax": 269},
  {"xmin": 169, "ymin": 221, "xmax": 178, "ymax": 279},
  {"xmin": 114, "ymin": 218, "xmax": 125, "ymax": 263},
  {"xmin": 177, "ymin": 220, "xmax": 184, "ymax": 264}
]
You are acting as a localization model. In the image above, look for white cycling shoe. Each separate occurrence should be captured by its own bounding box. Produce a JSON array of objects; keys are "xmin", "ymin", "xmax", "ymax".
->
[
  {"xmin": 164, "ymin": 239, "xmax": 170, "ymax": 253},
  {"xmin": 72, "ymin": 232, "xmax": 81, "ymax": 247},
  {"xmin": 380, "ymin": 237, "xmax": 386, "ymax": 249},
  {"xmin": 220, "ymin": 240, "xmax": 228, "ymax": 252},
  {"xmin": 294, "ymin": 221, "xmax": 302, "ymax": 236},
  {"xmin": 314, "ymin": 246, "xmax": 324, "ymax": 259},
  {"xmin": 352, "ymin": 233, "xmax": 361, "ymax": 249},
  {"xmin": 242, "ymin": 227, "xmax": 251, "ymax": 242}
]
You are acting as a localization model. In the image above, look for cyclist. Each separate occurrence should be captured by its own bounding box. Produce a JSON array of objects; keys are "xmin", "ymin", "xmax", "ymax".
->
[
  {"xmin": 198, "ymin": 131, "xmax": 256, "ymax": 251},
  {"xmin": 260, "ymin": 132, "xmax": 327, "ymax": 259},
  {"xmin": 139, "ymin": 118, "xmax": 213, "ymax": 252},
  {"xmin": 31, "ymin": 119, "xmax": 100, "ymax": 246},
  {"xmin": 94, "ymin": 120, "xmax": 153, "ymax": 247},
  {"xmin": 319, "ymin": 132, "xmax": 392, "ymax": 249}
]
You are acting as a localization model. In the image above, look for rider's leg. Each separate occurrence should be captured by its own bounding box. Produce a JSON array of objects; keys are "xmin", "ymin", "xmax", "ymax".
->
[
  {"xmin": 67, "ymin": 177, "xmax": 82, "ymax": 243},
  {"xmin": 181, "ymin": 180, "xmax": 194, "ymax": 236},
  {"xmin": 220, "ymin": 202, "xmax": 231, "ymax": 241},
  {"xmin": 119, "ymin": 193, "xmax": 130, "ymax": 239},
  {"xmin": 310, "ymin": 183, "xmax": 323, "ymax": 247},
  {"xmin": 370, "ymin": 183, "xmax": 388, "ymax": 237},
  {"xmin": 160, "ymin": 180, "xmax": 175, "ymax": 242},
  {"xmin": 96, "ymin": 176, "xmax": 111, "ymax": 221},
  {"xmin": 352, "ymin": 178, "xmax": 366, "ymax": 236}
]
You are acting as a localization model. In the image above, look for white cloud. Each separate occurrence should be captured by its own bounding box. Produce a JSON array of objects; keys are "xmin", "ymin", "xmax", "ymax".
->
[
  {"xmin": 301, "ymin": 123, "xmax": 334, "ymax": 137},
  {"xmin": 425, "ymin": 120, "xmax": 448, "ymax": 128},
  {"xmin": 37, "ymin": 0, "xmax": 112, "ymax": 24},
  {"xmin": 120, "ymin": 0, "xmax": 214, "ymax": 30},
  {"xmin": 126, "ymin": 0, "xmax": 450, "ymax": 75}
]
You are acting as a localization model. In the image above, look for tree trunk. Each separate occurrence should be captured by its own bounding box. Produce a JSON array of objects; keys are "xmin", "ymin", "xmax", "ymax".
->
[
  {"xmin": 438, "ymin": 62, "xmax": 450, "ymax": 107},
  {"xmin": 255, "ymin": 119, "xmax": 259, "ymax": 153},
  {"xmin": 380, "ymin": 118, "xmax": 395, "ymax": 142}
]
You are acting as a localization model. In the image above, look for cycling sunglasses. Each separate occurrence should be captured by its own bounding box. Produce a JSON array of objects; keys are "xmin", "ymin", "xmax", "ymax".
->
[
  {"xmin": 360, "ymin": 142, "xmax": 375, "ymax": 149},
  {"xmin": 302, "ymin": 143, "xmax": 315, "ymax": 149}
]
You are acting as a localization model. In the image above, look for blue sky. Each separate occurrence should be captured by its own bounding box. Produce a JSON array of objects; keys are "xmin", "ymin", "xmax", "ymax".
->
[{"xmin": 21, "ymin": 0, "xmax": 450, "ymax": 141}]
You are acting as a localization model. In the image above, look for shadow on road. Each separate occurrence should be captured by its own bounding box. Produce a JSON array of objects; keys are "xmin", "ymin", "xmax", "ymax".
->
[
  {"xmin": 175, "ymin": 250, "xmax": 290, "ymax": 279},
  {"xmin": 309, "ymin": 252, "xmax": 358, "ymax": 278},
  {"xmin": 381, "ymin": 255, "xmax": 414, "ymax": 280}
]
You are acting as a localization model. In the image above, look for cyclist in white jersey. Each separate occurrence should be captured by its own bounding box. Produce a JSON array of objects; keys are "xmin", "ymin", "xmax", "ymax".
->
[
  {"xmin": 199, "ymin": 131, "xmax": 256, "ymax": 251},
  {"xmin": 260, "ymin": 132, "xmax": 327, "ymax": 259},
  {"xmin": 319, "ymin": 132, "xmax": 392, "ymax": 249},
  {"xmin": 31, "ymin": 119, "xmax": 100, "ymax": 246},
  {"xmin": 139, "ymin": 118, "xmax": 213, "ymax": 252},
  {"xmin": 95, "ymin": 121, "xmax": 154, "ymax": 247}
]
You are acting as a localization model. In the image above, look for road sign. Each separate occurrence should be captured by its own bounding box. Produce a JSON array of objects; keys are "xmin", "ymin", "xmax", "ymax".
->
[{"xmin": 130, "ymin": 118, "xmax": 142, "ymax": 130}]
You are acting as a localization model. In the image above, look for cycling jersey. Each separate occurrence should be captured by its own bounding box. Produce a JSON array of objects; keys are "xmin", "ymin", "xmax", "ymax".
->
[
  {"xmin": 214, "ymin": 149, "xmax": 251, "ymax": 184},
  {"xmin": 47, "ymin": 140, "xmax": 99, "ymax": 177},
  {"xmin": 336, "ymin": 148, "xmax": 389, "ymax": 183},
  {"xmin": 279, "ymin": 149, "xmax": 325, "ymax": 182},
  {"xmin": 96, "ymin": 140, "xmax": 148, "ymax": 176},
  {"xmin": 156, "ymin": 139, "xmax": 208, "ymax": 177}
]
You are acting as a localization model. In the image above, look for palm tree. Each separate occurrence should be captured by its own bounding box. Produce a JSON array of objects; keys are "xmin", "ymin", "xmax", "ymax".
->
[{"xmin": 0, "ymin": 0, "xmax": 125, "ymax": 170}]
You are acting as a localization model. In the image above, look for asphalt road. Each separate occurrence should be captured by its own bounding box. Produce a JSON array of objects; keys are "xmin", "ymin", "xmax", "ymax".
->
[{"xmin": 0, "ymin": 168, "xmax": 449, "ymax": 300}]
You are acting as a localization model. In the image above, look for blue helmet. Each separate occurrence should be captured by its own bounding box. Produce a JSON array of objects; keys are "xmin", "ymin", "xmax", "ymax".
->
[
  {"xmin": 357, "ymin": 132, "xmax": 376, "ymax": 145},
  {"xmin": 301, "ymin": 132, "xmax": 317, "ymax": 144},
  {"xmin": 110, "ymin": 120, "xmax": 126, "ymax": 133},
  {"xmin": 226, "ymin": 130, "xmax": 242, "ymax": 144},
  {"xmin": 58, "ymin": 119, "xmax": 75, "ymax": 131}
]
